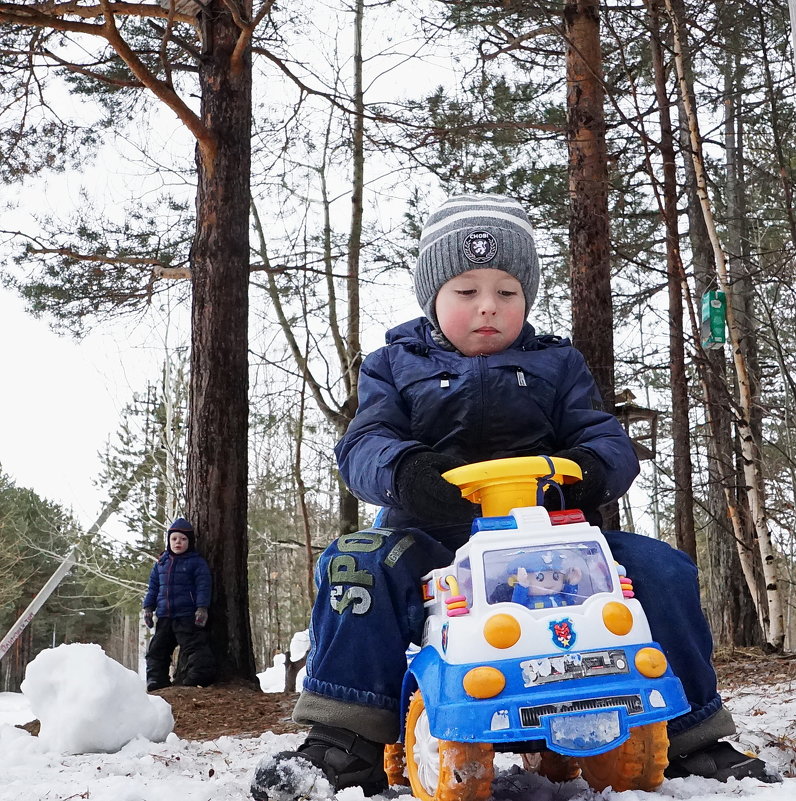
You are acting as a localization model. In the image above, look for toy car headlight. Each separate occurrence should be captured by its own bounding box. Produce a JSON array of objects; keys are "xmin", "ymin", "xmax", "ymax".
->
[
  {"xmin": 602, "ymin": 601, "xmax": 633, "ymax": 635},
  {"xmin": 483, "ymin": 614, "xmax": 521, "ymax": 649},
  {"xmin": 463, "ymin": 666, "xmax": 506, "ymax": 699},
  {"xmin": 635, "ymin": 647, "xmax": 667, "ymax": 678}
]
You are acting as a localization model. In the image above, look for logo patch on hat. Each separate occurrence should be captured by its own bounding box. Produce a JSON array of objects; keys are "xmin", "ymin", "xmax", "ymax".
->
[{"xmin": 462, "ymin": 231, "xmax": 498, "ymax": 264}]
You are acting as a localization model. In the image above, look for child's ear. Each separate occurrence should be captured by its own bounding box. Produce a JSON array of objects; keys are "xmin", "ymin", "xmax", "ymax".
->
[{"xmin": 568, "ymin": 566, "xmax": 582, "ymax": 584}]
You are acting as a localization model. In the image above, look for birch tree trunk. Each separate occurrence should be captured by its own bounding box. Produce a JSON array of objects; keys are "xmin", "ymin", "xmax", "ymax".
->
[{"xmin": 666, "ymin": 0, "xmax": 784, "ymax": 651}]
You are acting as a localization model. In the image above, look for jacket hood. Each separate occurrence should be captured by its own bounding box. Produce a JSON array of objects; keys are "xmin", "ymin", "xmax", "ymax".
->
[
  {"xmin": 167, "ymin": 516, "xmax": 196, "ymax": 553},
  {"xmin": 384, "ymin": 317, "xmax": 549, "ymax": 352}
]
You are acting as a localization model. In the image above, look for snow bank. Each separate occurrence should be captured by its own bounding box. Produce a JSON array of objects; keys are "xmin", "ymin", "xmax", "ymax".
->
[{"xmin": 20, "ymin": 642, "xmax": 173, "ymax": 753}]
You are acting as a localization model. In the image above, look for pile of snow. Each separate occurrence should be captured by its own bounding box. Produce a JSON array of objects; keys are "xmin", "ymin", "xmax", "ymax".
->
[
  {"xmin": 258, "ymin": 630, "xmax": 309, "ymax": 693},
  {"xmin": 20, "ymin": 642, "xmax": 173, "ymax": 753}
]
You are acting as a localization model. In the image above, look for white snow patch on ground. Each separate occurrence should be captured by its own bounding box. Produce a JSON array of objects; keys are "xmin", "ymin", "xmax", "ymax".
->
[{"xmin": 0, "ymin": 645, "xmax": 794, "ymax": 801}]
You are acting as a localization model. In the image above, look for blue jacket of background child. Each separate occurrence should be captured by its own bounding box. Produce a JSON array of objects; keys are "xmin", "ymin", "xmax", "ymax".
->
[
  {"xmin": 335, "ymin": 317, "xmax": 639, "ymax": 518},
  {"xmin": 143, "ymin": 544, "xmax": 212, "ymax": 619}
]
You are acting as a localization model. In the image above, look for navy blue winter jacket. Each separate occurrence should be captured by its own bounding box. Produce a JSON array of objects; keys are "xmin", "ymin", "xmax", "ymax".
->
[
  {"xmin": 335, "ymin": 318, "xmax": 639, "ymax": 520},
  {"xmin": 143, "ymin": 550, "xmax": 212, "ymax": 619}
]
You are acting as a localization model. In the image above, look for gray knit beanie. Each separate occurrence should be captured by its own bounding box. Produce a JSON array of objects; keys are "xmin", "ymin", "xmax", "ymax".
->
[{"xmin": 415, "ymin": 193, "xmax": 540, "ymax": 331}]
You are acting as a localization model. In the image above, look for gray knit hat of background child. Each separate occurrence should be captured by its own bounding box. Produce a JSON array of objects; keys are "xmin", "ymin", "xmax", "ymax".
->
[{"xmin": 414, "ymin": 193, "xmax": 540, "ymax": 332}]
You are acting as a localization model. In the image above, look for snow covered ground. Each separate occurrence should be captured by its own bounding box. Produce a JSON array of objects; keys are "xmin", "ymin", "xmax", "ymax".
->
[{"xmin": 0, "ymin": 643, "xmax": 794, "ymax": 801}]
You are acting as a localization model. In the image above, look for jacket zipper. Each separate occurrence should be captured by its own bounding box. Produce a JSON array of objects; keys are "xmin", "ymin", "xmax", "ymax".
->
[
  {"xmin": 478, "ymin": 356, "xmax": 487, "ymax": 443},
  {"xmin": 165, "ymin": 557, "xmax": 175, "ymax": 617}
]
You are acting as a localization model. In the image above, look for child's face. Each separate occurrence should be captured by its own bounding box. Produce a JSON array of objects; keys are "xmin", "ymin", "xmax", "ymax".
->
[
  {"xmin": 435, "ymin": 269, "xmax": 525, "ymax": 356},
  {"xmin": 169, "ymin": 532, "xmax": 189, "ymax": 554}
]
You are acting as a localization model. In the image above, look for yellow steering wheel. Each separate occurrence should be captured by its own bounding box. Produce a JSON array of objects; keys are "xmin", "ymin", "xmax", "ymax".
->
[{"xmin": 442, "ymin": 456, "xmax": 582, "ymax": 518}]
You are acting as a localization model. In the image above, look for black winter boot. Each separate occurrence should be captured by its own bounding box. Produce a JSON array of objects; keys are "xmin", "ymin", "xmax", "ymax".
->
[
  {"xmin": 250, "ymin": 724, "xmax": 388, "ymax": 801},
  {"xmin": 665, "ymin": 741, "xmax": 781, "ymax": 783}
]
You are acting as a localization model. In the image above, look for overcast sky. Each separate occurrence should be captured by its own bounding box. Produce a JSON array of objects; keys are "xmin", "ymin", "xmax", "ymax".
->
[{"xmin": 0, "ymin": 288, "xmax": 175, "ymax": 535}]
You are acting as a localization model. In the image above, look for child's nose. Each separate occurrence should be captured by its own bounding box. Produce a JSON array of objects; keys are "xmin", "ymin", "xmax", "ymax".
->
[{"xmin": 479, "ymin": 295, "xmax": 498, "ymax": 314}]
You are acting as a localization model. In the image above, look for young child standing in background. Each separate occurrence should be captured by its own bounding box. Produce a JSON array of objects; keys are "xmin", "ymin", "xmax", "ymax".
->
[{"xmin": 143, "ymin": 517, "xmax": 216, "ymax": 690}]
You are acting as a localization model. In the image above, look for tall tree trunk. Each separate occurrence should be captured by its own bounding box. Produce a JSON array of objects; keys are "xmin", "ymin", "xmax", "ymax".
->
[
  {"xmin": 647, "ymin": 0, "xmax": 696, "ymax": 560},
  {"xmin": 295, "ymin": 354, "xmax": 316, "ymax": 607},
  {"xmin": 667, "ymin": 0, "xmax": 784, "ymax": 650},
  {"xmin": 339, "ymin": 0, "xmax": 366, "ymax": 537},
  {"xmin": 758, "ymin": 4, "xmax": 796, "ymax": 249},
  {"xmin": 564, "ymin": 0, "xmax": 613, "ymax": 408},
  {"xmin": 564, "ymin": 1, "xmax": 618, "ymax": 528},
  {"xmin": 723, "ymin": 28, "xmax": 769, "ymax": 647},
  {"xmin": 187, "ymin": 2, "xmax": 256, "ymax": 683}
]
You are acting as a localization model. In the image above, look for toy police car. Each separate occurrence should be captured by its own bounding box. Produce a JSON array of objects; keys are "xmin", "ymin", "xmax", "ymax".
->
[{"xmin": 387, "ymin": 456, "xmax": 688, "ymax": 801}]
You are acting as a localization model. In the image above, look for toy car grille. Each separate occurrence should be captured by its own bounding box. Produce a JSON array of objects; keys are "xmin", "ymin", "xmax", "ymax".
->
[{"xmin": 519, "ymin": 694, "xmax": 644, "ymax": 727}]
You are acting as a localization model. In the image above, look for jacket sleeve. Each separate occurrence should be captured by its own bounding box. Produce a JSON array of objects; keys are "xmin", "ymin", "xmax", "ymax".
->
[
  {"xmin": 194, "ymin": 557, "xmax": 213, "ymax": 610},
  {"xmin": 551, "ymin": 347, "xmax": 640, "ymax": 501},
  {"xmin": 143, "ymin": 563, "xmax": 159, "ymax": 610},
  {"xmin": 334, "ymin": 349, "xmax": 426, "ymax": 506}
]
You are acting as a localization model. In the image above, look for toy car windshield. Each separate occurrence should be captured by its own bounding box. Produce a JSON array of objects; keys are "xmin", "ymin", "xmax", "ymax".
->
[{"xmin": 484, "ymin": 541, "xmax": 613, "ymax": 608}]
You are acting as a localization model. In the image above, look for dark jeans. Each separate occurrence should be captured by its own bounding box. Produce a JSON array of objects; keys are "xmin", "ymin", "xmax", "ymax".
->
[
  {"xmin": 146, "ymin": 616, "xmax": 216, "ymax": 687},
  {"xmin": 301, "ymin": 517, "xmax": 721, "ymax": 739}
]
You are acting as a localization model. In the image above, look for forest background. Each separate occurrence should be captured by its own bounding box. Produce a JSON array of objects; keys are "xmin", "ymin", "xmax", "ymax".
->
[{"xmin": 1, "ymin": 0, "xmax": 796, "ymax": 692}]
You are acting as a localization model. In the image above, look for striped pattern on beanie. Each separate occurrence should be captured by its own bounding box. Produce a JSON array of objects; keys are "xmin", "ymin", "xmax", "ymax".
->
[{"xmin": 414, "ymin": 194, "xmax": 540, "ymax": 329}]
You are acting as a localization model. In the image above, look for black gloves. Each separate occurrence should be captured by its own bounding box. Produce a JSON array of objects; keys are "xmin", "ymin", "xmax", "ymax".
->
[
  {"xmin": 394, "ymin": 451, "xmax": 475, "ymax": 524},
  {"xmin": 546, "ymin": 448, "xmax": 609, "ymax": 514},
  {"xmin": 143, "ymin": 609, "xmax": 154, "ymax": 629},
  {"xmin": 393, "ymin": 448, "xmax": 607, "ymax": 522}
]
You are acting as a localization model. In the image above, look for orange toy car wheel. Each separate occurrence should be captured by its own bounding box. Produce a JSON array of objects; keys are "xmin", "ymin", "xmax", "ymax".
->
[
  {"xmin": 404, "ymin": 690, "xmax": 494, "ymax": 801},
  {"xmin": 384, "ymin": 742, "xmax": 409, "ymax": 786},
  {"xmin": 578, "ymin": 721, "xmax": 669, "ymax": 792}
]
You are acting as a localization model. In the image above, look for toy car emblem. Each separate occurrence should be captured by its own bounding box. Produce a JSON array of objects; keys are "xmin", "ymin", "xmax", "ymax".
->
[{"xmin": 549, "ymin": 617, "xmax": 577, "ymax": 649}]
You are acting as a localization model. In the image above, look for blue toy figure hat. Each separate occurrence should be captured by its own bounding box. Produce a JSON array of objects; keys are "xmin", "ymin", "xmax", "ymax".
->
[
  {"xmin": 509, "ymin": 549, "xmax": 566, "ymax": 576},
  {"xmin": 167, "ymin": 517, "xmax": 196, "ymax": 551}
]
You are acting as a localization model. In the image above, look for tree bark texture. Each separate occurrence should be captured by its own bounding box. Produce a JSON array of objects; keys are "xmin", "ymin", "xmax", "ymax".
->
[
  {"xmin": 187, "ymin": 3, "xmax": 256, "ymax": 682},
  {"xmin": 683, "ymin": 150, "xmax": 762, "ymax": 644},
  {"xmin": 647, "ymin": 0, "xmax": 696, "ymax": 560},
  {"xmin": 564, "ymin": 0, "xmax": 614, "ymax": 411},
  {"xmin": 723, "ymin": 40, "xmax": 769, "ymax": 647}
]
